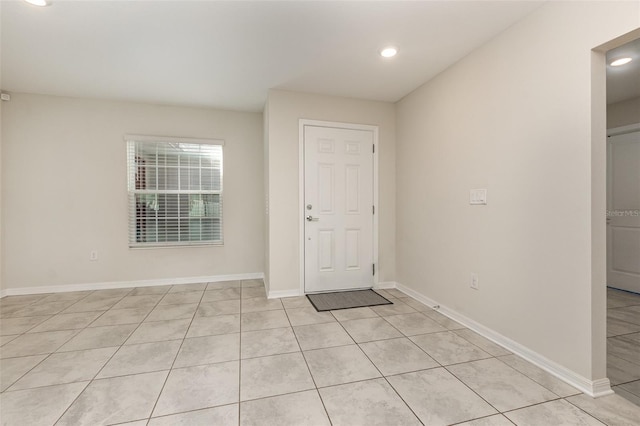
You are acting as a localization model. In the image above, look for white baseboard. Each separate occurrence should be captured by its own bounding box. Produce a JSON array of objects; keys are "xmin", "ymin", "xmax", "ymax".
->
[
  {"xmin": 591, "ymin": 379, "xmax": 614, "ymax": 398},
  {"xmin": 0, "ymin": 289, "xmax": 8, "ymax": 298},
  {"xmin": 267, "ymin": 281, "xmax": 397, "ymax": 299},
  {"xmin": 374, "ymin": 281, "xmax": 398, "ymax": 289},
  {"xmin": 268, "ymin": 289, "xmax": 302, "ymax": 299},
  {"xmin": 263, "ymin": 275, "xmax": 271, "ymax": 296},
  {"xmin": 395, "ymin": 282, "xmax": 612, "ymax": 398},
  {"xmin": 0, "ymin": 272, "xmax": 264, "ymax": 298}
]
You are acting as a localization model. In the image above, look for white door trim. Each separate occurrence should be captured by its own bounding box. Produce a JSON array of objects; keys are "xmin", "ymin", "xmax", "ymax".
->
[{"xmin": 299, "ymin": 119, "xmax": 379, "ymax": 295}]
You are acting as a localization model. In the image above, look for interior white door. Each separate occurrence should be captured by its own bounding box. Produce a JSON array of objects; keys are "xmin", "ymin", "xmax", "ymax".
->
[
  {"xmin": 607, "ymin": 130, "xmax": 640, "ymax": 294},
  {"xmin": 304, "ymin": 125, "xmax": 374, "ymax": 293}
]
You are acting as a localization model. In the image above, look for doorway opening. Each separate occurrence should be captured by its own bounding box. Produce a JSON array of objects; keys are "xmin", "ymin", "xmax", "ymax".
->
[{"xmin": 604, "ymin": 35, "xmax": 640, "ymax": 406}]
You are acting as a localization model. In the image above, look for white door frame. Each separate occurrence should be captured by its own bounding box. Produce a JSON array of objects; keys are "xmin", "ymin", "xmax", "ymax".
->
[{"xmin": 299, "ymin": 119, "xmax": 379, "ymax": 295}]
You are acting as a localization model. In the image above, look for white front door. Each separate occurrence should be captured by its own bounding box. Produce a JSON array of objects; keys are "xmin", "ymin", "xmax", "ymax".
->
[
  {"xmin": 607, "ymin": 130, "xmax": 640, "ymax": 293},
  {"xmin": 304, "ymin": 124, "xmax": 374, "ymax": 293}
]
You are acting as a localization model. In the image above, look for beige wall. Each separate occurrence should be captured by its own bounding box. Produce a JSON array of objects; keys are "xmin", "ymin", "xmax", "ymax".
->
[
  {"xmin": 0, "ymin": 2, "xmax": 3, "ymax": 293},
  {"xmin": 396, "ymin": 0, "xmax": 639, "ymax": 383},
  {"xmin": 265, "ymin": 89, "xmax": 396, "ymax": 294},
  {"xmin": 608, "ymin": 96, "xmax": 640, "ymax": 129},
  {"xmin": 2, "ymin": 93, "xmax": 264, "ymax": 290},
  {"xmin": 0, "ymin": 110, "xmax": 2, "ymax": 293},
  {"xmin": 0, "ymin": 98, "xmax": 3, "ymax": 293}
]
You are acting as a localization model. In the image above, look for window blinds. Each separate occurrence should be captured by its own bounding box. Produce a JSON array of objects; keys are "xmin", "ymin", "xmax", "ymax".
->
[{"xmin": 126, "ymin": 136, "xmax": 224, "ymax": 247}]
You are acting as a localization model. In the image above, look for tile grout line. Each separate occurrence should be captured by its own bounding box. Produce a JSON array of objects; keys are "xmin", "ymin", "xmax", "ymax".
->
[
  {"xmin": 332, "ymin": 306, "xmax": 429, "ymax": 425},
  {"xmin": 144, "ymin": 288, "xmax": 639, "ymax": 423},
  {"xmin": 51, "ymin": 286, "xmax": 173, "ymax": 425},
  {"xmin": 607, "ymin": 330, "xmax": 640, "ymax": 338},
  {"xmin": 4, "ymin": 367, "xmax": 175, "ymax": 394},
  {"xmin": 395, "ymin": 294, "xmax": 589, "ymax": 406},
  {"xmin": 614, "ymin": 380, "xmax": 640, "ymax": 396},
  {"xmin": 144, "ymin": 284, "xmax": 208, "ymax": 424},
  {"xmin": 606, "ymin": 289, "xmax": 640, "ymax": 409},
  {"xmin": 2, "ymin": 285, "xmax": 639, "ymax": 424},
  {"xmin": 0, "ymin": 289, "xmax": 146, "ymax": 393},
  {"xmin": 356, "ymin": 348, "xmax": 426, "ymax": 423},
  {"xmin": 2, "ymin": 290, "xmax": 100, "ymax": 336},
  {"xmin": 135, "ymin": 403, "xmax": 239, "ymax": 425},
  {"xmin": 362, "ymin": 293, "xmax": 508, "ymax": 421},
  {"xmin": 558, "ymin": 397, "xmax": 614, "ymax": 426},
  {"xmin": 375, "ymin": 289, "xmax": 527, "ymax": 422},
  {"xmin": 330, "ymin": 297, "xmax": 500, "ymax": 424},
  {"xmin": 1, "ymin": 351, "xmax": 58, "ymax": 393},
  {"xmin": 449, "ymin": 414, "xmax": 517, "ymax": 426},
  {"xmin": 8, "ymin": 284, "xmax": 239, "ymax": 425},
  {"xmin": 0, "ymin": 293, "xmax": 62, "ymax": 320},
  {"xmin": 1, "ymin": 325, "xmax": 89, "ymax": 391},
  {"xmin": 283, "ymin": 297, "xmax": 334, "ymax": 426},
  {"xmin": 237, "ymin": 280, "xmax": 245, "ymax": 426},
  {"xmin": 64, "ymin": 288, "xmax": 134, "ymax": 319},
  {"xmin": 445, "ymin": 357, "xmax": 573, "ymax": 419}
]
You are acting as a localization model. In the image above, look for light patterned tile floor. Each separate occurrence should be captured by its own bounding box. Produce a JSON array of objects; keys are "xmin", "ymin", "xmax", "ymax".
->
[
  {"xmin": 607, "ymin": 287, "xmax": 640, "ymax": 408},
  {"xmin": 1, "ymin": 282, "xmax": 640, "ymax": 425}
]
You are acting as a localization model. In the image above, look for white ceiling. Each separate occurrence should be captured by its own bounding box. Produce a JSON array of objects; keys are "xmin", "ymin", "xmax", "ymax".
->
[
  {"xmin": 1, "ymin": 1, "xmax": 544, "ymax": 112},
  {"xmin": 606, "ymin": 37, "xmax": 640, "ymax": 104}
]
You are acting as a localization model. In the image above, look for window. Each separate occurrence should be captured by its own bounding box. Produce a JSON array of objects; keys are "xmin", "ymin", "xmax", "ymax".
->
[{"xmin": 126, "ymin": 135, "xmax": 223, "ymax": 247}]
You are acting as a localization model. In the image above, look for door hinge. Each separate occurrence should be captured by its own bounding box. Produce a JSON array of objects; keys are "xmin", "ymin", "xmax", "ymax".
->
[
  {"xmin": 372, "ymin": 144, "xmax": 375, "ymax": 153},
  {"xmin": 372, "ymin": 264, "xmax": 375, "ymax": 275},
  {"xmin": 372, "ymin": 205, "xmax": 375, "ymax": 215}
]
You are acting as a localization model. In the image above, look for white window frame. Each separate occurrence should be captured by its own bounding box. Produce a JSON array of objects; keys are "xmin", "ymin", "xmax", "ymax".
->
[{"xmin": 125, "ymin": 134, "xmax": 224, "ymax": 248}]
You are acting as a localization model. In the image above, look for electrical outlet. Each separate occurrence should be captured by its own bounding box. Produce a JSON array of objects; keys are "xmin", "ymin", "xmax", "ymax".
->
[
  {"xmin": 89, "ymin": 250, "xmax": 98, "ymax": 261},
  {"xmin": 471, "ymin": 273, "xmax": 479, "ymax": 290}
]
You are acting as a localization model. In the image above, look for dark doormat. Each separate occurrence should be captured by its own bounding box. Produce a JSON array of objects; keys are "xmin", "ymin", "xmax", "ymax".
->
[{"xmin": 306, "ymin": 289, "xmax": 393, "ymax": 312}]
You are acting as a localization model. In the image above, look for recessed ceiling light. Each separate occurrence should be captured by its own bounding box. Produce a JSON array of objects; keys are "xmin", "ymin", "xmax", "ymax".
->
[
  {"xmin": 23, "ymin": 0, "xmax": 51, "ymax": 6},
  {"xmin": 380, "ymin": 47, "xmax": 398, "ymax": 58},
  {"xmin": 610, "ymin": 57, "xmax": 632, "ymax": 67}
]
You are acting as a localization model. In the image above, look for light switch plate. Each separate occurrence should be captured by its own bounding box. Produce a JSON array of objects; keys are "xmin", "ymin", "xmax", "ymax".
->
[{"xmin": 470, "ymin": 189, "xmax": 487, "ymax": 205}]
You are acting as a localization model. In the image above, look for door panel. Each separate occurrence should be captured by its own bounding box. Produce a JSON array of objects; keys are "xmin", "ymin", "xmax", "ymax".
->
[
  {"xmin": 346, "ymin": 165, "xmax": 361, "ymax": 213},
  {"xmin": 607, "ymin": 131, "xmax": 640, "ymax": 293},
  {"xmin": 304, "ymin": 125, "xmax": 374, "ymax": 293},
  {"xmin": 318, "ymin": 230, "xmax": 335, "ymax": 272},
  {"xmin": 318, "ymin": 164, "xmax": 335, "ymax": 213},
  {"xmin": 612, "ymin": 228, "xmax": 640, "ymax": 273}
]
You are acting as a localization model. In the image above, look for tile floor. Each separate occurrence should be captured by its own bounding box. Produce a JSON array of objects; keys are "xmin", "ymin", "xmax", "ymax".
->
[
  {"xmin": 607, "ymin": 287, "xmax": 640, "ymax": 407},
  {"xmin": 1, "ymin": 281, "xmax": 640, "ymax": 425}
]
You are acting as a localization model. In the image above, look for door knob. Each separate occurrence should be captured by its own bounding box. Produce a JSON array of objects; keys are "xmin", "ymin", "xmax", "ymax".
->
[{"xmin": 306, "ymin": 215, "xmax": 319, "ymax": 222}]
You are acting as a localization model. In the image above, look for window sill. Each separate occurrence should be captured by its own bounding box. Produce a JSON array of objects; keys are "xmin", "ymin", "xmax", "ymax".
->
[{"xmin": 129, "ymin": 241, "xmax": 224, "ymax": 249}]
